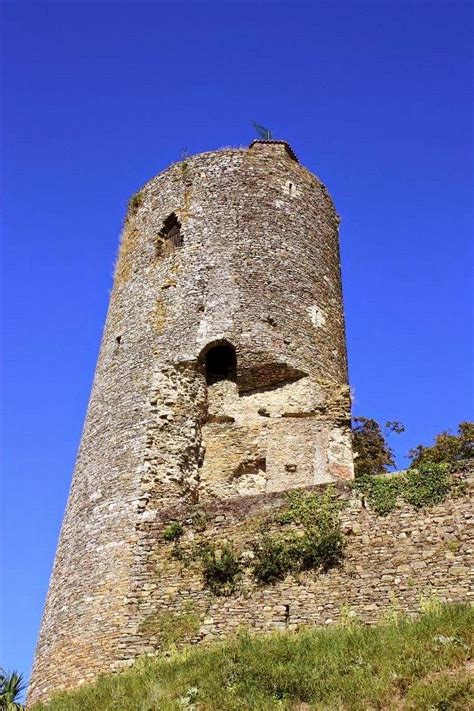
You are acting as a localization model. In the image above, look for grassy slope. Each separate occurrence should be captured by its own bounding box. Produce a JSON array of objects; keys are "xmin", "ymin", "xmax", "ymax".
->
[{"xmin": 34, "ymin": 603, "xmax": 473, "ymax": 711}]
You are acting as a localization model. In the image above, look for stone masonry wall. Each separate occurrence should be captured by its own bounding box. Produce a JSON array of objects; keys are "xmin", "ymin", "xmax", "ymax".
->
[
  {"xmin": 29, "ymin": 142, "xmax": 473, "ymax": 709},
  {"xmin": 31, "ymin": 475, "xmax": 473, "ymax": 704},
  {"xmin": 120, "ymin": 473, "xmax": 473, "ymax": 658},
  {"xmin": 30, "ymin": 141, "xmax": 354, "ymax": 704}
]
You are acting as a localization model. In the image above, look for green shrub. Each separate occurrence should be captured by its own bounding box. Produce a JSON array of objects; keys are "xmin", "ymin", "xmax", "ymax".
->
[
  {"xmin": 355, "ymin": 463, "xmax": 466, "ymax": 515},
  {"xmin": 251, "ymin": 535, "xmax": 293, "ymax": 584},
  {"xmin": 163, "ymin": 521, "xmax": 184, "ymax": 542},
  {"xmin": 199, "ymin": 543, "xmax": 241, "ymax": 596},
  {"xmin": 297, "ymin": 527, "xmax": 345, "ymax": 572},
  {"xmin": 352, "ymin": 416, "xmax": 405, "ymax": 477},
  {"xmin": 0, "ymin": 668, "xmax": 25, "ymax": 710},
  {"xmin": 277, "ymin": 486, "xmax": 344, "ymax": 528},
  {"xmin": 252, "ymin": 527, "xmax": 345, "ymax": 584},
  {"xmin": 253, "ymin": 488, "xmax": 345, "ymax": 583},
  {"xmin": 409, "ymin": 421, "xmax": 474, "ymax": 468}
]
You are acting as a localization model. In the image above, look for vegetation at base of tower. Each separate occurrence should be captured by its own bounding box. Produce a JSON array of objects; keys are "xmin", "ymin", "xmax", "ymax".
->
[
  {"xmin": 352, "ymin": 416, "xmax": 405, "ymax": 477},
  {"xmin": 162, "ymin": 522, "xmax": 184, "ymax": 543},
  {"xmin": 127, "ymin": 190, "xmax": 144, "ymax": 215},
  {"xmin": 138, "ymin": 607, "xmax": 200, "ymax": 651},
  {"xmin": 408, "ymin": 421, "xmax": 474, "ymax": 468},
  {"xmin": 355, "ymin": 463, "xmax": 467, "ymax": 516},
  {"xmin": 31, "ymin": 603, "xmax": 473, "ymax": 711},
  {"xmin": 0, "ymin": 668, "xmax": 25, "ymax": 710},
  {"xmin": 252, "ymin": 487, "xmax": 345, "ymax": 584},
  {"xmin": 197, "ymin": 542, "xmax": 242, "ymax": 596}
]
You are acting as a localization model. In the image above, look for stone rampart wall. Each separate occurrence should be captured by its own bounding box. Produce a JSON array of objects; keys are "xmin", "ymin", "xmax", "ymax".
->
[
  {"xmin": 121, "ymin": 473, "xmax": 473, "ymax": 659},
  {"xmin": 30, "ymin": 474, "xmax": 473, "ymax": 704}
]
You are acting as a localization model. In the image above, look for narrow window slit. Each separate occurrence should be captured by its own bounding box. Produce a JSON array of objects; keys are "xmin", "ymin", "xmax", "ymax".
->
[{"xmin": 159, "ymin": 212, "xmax": 182, "ymax": 250}]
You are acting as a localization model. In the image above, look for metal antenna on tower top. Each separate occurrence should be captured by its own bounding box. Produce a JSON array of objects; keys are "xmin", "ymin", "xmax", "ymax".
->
[{"xmin": 252, "ymin": 121, "xmax": 273, "ymax": 140}]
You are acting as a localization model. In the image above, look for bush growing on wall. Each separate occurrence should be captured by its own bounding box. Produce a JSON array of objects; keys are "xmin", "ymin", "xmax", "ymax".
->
[
  {"xmin": 163, "ymin": 521, "xmax": 184, "ymax": 542},
  {"xmin": 198, "ymin": 542, "xmax": 242, "ymax": 596},
  {"xmin": 190, "ymin": 489, "xmax": 346, "ymax": 591},
  {"xmin": 252, "ymin": 488, "xmax": 345, "ymax": 584},
  {"xmin": 127, "ymin": 190, "xmax": 143, "ymax": 215},
  {"xmin": 296, "ymin": 528, "xmax": 345, "ymax": 572},
  {"xmin": 251, "ymin": 535, "xmax": 293, "ymax": 584},
  {"xmin": 276, "ymin": 487, "xmax": 345, "ymax": 528}
]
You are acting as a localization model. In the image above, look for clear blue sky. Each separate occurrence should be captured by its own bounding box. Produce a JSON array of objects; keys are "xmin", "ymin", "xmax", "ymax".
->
[{"xmin": 1, "ymin": 0, "xmax": 473, "ymax": 688}]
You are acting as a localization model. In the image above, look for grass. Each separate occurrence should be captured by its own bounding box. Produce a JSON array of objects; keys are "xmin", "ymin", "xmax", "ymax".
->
[
  {"xmin": 33, "ymin": 603, "xmax": 473, "ymax": 710},
  {"xmin": 138, "ymin": 608, "xmax": 200, "ymax": 650}
]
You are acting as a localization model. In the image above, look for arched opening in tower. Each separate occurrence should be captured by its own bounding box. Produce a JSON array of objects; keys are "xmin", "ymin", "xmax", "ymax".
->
[{"xmin": 204, "ymin": 342, "xmax": 237, "ymax": 386}]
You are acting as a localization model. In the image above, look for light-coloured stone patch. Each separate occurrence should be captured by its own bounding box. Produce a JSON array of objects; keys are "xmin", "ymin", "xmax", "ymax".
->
[
  {"xmin": 307, "ymin": 304, "xmax": 326, "ymax": 328},
  {"xmin": 282, "ymin": 179, "xmax": 300, "ymax": 198},
  {"xmin": 199, "ymin": 376, "xmax": 353, "ymax": 498}
]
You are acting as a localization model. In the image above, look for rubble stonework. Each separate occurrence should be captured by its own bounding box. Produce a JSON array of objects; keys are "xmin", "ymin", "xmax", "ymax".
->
[
  {"xmin": 126, "ymin": 473, "xmax": 474, "ymax": 651},
  {"xmin": 31, "ymin": 140, "xmax": 359, "ymax": 702}
]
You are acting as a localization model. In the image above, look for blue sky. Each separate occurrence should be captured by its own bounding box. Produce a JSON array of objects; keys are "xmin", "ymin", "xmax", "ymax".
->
[{"xmin": 1, "ymin": 0, "xmax": 473, "ymax": 688}]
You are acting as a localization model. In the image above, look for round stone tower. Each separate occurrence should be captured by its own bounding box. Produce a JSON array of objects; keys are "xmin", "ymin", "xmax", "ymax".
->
[{"xmin": 29, "ymin": 140, "xmax": 353, "ymax": 704}]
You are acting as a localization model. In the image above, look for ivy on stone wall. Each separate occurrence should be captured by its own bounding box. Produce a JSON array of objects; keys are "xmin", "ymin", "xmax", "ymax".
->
[{"xmin": 355, "ymin": 463, "xmax": 466, "ymax": 516}]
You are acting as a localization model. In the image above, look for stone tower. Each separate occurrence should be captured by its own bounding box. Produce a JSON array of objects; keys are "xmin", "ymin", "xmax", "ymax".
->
[{"xmin": 29, "ymin": 140, "xmax": 353, "ymax": 704}]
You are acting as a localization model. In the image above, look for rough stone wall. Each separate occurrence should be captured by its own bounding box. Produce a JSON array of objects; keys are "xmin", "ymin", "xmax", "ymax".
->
[
  {"xmin": 32, "ymin": 474, "xmax": 473, "ymax": 704},
  {"xmin": 29, "ymin": 141, "xmax": 354, "ymax": 704},
  {"xmin": 200, "ymin": 376, "xmax": 352, "ymax": 498},
  {"xmin": 113, "ymin": 474, "xmax": 474, "ymax": 659}
]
